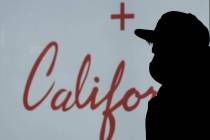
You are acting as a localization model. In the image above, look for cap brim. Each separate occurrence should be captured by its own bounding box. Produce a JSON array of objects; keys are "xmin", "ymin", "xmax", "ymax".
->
[{"xmin": 134, "ymin": 29, "xmax": 155, "ymax": 43}]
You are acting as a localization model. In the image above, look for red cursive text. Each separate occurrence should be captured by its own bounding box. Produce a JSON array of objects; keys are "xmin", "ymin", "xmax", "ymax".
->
[{"xmin": 23, "ymin": 41, "xmax": 157, "ymax": 140}]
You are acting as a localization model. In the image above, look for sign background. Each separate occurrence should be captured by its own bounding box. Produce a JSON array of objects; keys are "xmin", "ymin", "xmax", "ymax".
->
[{"xmin": 0, "ymin": 0, "xmax": 209, "ymax": 140}]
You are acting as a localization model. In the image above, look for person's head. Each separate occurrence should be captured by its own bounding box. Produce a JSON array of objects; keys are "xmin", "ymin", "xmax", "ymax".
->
[{"xmin": 135, "ymin": 11, "xmax": 210, "ymax": 85}]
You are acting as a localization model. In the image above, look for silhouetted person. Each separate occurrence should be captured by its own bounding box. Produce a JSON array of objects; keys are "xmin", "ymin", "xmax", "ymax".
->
[{"xmin": 135, "ymin": 11, "xmax": 210, "ymax": 140}]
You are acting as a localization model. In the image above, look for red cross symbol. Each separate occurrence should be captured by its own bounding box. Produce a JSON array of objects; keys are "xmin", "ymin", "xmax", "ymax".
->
[{"xmin": 111, "ymin": 2, "xmax": 135, "ymax": 31}]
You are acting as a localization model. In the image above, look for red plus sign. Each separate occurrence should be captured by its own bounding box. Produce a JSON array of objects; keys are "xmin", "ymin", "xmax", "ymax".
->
[{"xmin": 111, "ymin": 2, "xmax": 135, "ymax": 30}]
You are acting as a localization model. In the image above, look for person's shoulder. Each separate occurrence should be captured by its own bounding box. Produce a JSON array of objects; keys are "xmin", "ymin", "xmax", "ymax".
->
[{"xmin": 148, "ymin": 96, "xmax": 160, "ymax": 107}]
